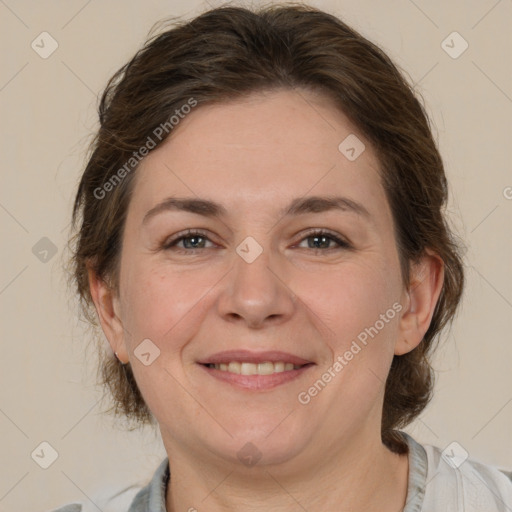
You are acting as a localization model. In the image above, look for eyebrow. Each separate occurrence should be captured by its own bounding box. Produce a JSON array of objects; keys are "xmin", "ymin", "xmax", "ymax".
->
[{"xmin": 142, "ymin": 195, "xmax": 371, "ymax": 225}]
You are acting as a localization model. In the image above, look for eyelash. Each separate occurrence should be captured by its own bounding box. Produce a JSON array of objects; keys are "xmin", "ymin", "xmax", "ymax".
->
[{"xmin": 160, "ymin": 228, "xmax": 351, "ymax": 254}]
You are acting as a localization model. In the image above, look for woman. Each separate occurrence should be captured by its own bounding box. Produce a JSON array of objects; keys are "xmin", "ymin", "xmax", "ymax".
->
[{"xmin": 58, "ymin": 3, "xmax": 512, "ymax": 511}]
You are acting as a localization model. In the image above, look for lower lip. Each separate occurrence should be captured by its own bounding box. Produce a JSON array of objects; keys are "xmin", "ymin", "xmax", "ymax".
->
[{"xmin": 198, "ymin": 363, "xmax": 315, "ymax": 390}]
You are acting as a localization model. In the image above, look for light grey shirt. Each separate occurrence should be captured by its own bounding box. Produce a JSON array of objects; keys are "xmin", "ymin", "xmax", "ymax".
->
[{"xmin": 50, "ymin": 432, "xmax": 512, "ymax": 511}]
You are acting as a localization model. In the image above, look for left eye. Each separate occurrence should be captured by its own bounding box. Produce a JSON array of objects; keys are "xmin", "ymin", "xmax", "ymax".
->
[
  {"xmin": 295, "ymin": 230, "xmax": 350, "ymax": 251},
  {"xmin": 162, "ymin": 229, "xmax": 350, "ymax": 252}
]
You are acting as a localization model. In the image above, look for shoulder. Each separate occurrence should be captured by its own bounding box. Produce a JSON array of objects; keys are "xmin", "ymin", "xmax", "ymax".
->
[
  {"xmin": 47, "ymin": 506, "xmax": 82, "ymax": 512},
  {"xmin": 421, "ymin": 440, "xmax": 512, "ymax": 511},
  {"xmin": 46, "ymin": 457, "xmax": 169, "ymax": 512},
  {"xmin": 45, "ymin": 483, "xmax": 143, "ymax": 512}
]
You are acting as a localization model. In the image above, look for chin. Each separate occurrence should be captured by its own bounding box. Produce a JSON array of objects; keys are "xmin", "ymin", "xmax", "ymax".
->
[{"xmin": 217, "ymin": 419, "xmax": 311, "ymax": 467}]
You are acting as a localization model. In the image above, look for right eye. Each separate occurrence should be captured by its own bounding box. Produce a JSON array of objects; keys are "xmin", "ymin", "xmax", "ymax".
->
[{"xmin": 160, "ymin": 230, "xmax": 215, "ymax": 253}]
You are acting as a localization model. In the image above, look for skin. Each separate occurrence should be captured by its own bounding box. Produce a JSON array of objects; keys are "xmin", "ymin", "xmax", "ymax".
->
[{"xmin": 89, "ymin": 88, "xmax": 444, "ymax": 511}]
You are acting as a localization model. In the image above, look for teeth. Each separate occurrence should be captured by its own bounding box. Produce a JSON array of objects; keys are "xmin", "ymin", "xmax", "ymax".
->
[{"xmin": 210, "ymin": 361, "xmax": 302, "ymax": 374}]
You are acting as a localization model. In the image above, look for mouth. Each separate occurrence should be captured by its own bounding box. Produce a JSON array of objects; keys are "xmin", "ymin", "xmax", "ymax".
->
[
  {"xmin": 196, "ymin": 350, "xmax": 315, "ymax": 390},
  {"xmin": 197, "ymin": 349, "xmax": 313, "ymax": 367},
  {"xmin": 200, "ymin": 361, "xmax": 313, "ymax": 375}
]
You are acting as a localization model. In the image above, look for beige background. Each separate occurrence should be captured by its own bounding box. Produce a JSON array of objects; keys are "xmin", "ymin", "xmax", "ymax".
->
[{"xmin": 1, "ymin": 0, "xmax": 511, "ymax": 510}]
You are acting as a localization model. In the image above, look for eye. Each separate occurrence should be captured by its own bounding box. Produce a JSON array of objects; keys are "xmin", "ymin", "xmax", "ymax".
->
[
  {"xmin": 161, "ymin": 229, "xmax": 213, "ymax": 252},
  {"xmin": 160, "ymin": 228, "xmax": 351, "ymax": 254},
  {"xmin": 295, "ymin": 229, "xmax": 351, "ymax": 252}
]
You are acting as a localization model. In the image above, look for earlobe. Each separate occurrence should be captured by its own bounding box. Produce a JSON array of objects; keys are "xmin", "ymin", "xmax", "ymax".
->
[
  {"xmin": 87, "ymin": 264, "xmax": 129, "ymax": 363},
  {"xmin": 395, "ymin": 250, "xmax": 445, "ymax": 356}
]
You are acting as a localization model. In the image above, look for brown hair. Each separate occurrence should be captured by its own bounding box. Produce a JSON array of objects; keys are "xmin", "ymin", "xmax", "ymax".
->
[{"xmin": 67, "ymin": 2, "xmax": 465, "ymax": 454}]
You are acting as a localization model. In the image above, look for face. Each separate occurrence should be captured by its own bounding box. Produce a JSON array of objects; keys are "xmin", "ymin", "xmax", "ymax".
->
[{"xmin": 106, "ymin": 89, "xmax": 412, "ymax": 467}]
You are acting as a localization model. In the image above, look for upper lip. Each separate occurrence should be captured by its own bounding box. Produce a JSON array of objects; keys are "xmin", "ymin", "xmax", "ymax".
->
[{"xmin": 198, "ymin": 350, "xmax": 314, "ymax": 366}]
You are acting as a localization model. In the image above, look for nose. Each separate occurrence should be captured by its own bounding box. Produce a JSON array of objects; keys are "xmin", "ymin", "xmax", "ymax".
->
[{"xmin": 216, "ymin": 245, "xmax": 297, "ymax": 329}]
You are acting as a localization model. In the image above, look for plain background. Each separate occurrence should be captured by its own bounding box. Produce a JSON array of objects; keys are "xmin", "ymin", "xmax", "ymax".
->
[{"xmin": 1, "ymin": 0, "xmax": 511, "ymax": 510}]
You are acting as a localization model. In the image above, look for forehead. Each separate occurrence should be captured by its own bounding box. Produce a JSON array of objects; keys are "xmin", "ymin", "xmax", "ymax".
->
[{"xmin": 129, "ymin": 89, "xmax": 386, "ymax": 219}]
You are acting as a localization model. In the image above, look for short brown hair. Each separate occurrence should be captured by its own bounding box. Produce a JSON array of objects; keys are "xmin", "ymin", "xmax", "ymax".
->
[{"xmin": 67, "ymin": 3, "xmax": 465, "ymax": 454}]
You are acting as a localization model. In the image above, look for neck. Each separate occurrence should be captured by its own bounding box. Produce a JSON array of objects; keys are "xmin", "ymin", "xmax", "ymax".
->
[{"xmin": 163, "ymin": 429, "xmax": 409, "ymax": 512}]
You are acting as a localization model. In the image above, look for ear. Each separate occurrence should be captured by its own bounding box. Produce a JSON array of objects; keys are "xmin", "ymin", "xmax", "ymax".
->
[
  {"xmin": 395, "ymin": 250, "xmax": 445, "ymax": 356},
  {"xmin": 87, "ymin": 263, "xmax": 129, "ymax": 363}
]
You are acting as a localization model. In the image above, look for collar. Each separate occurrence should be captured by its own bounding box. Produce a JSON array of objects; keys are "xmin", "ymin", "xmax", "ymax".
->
[{"xmin": 128, "ymin": 431, "xmax": 427, "ymax": 511}]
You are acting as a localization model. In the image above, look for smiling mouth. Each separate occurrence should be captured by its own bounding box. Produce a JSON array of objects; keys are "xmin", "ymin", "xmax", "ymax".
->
[
  {"xmin": 201, "ymin": 361, "xmax": 313, "ymax": 375},
  {"xmin": 198, "ymin": 360, "xmax": 315, "ymax": 391}
]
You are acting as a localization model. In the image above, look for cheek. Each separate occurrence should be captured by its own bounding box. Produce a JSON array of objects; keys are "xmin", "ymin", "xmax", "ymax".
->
[
  {"xmin": 297, "ymin": 259, "xmax": 401, "ymax": 347},
  {"xmin": 122, "ymin": 269, "xmax": 196, "ymax": 342},
  {"xmin": 291, "ymin": 260, "xmax": 402, "ymax": 423},
  {"xmin": 117, "ymin": 265, "xmax": 211, "ymax": 417},
  {"xmin": 307, "ymin": 265, "xmax": 401, "ymax": 405},
  {"xmin": 120, "ymin": 230, "xmax": 403, "ymax": 361}
]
